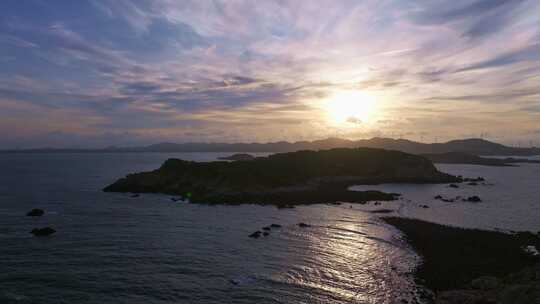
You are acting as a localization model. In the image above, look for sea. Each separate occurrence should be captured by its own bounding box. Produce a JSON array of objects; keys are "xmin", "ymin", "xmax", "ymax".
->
[{"xmin": 1, "ymin": 152, "xmax": 539, "ymax": 304}]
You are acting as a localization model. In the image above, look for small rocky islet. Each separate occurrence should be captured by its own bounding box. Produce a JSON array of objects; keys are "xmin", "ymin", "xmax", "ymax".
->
[
  {"xmin": 422, "ymin": 151, "xmax": 540, "ymax": 167},
  {"xmin": 25, "ymin": 208, "xmax": 56, "ymax": 237},
  {"xmin": 26, "ymin": 208, "xmax": 44, "ymax": 217},
  {"xmin": 103, "ymin": 148, "xmax": 460, "ymax": 206},
  {"xmin": 248, "ymin": 223, "xmax": 286, "ymax": 238},
  {"xmin": 217, "ymin": 153, "xmax": 256, "ymax": 161},
  {"xmin": 30, "ymin": 227, "xmax": 56, "ymax": 237}
]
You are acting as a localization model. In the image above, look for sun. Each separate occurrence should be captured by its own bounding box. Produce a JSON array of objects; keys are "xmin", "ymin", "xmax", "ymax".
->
[{"xmin": 323, "ymin": 90, "xmax": 377, "ymax": 126}]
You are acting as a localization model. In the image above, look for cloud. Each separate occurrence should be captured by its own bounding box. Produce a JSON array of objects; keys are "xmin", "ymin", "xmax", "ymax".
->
[
  {"xmin": 425, "ymin": 87, "xmax": 540, "ymax": 103},
  {"xmin": 0, "ymin": 34, "xmax": 37, "ymax": 48},
  {"xmin": 90, "ymin": 0, "xmax": 154, "ymax": 34},
  {"xmin": 346, "ymin": 117, "xmax": 362, "ymax": 124},
  {"xmin": 456, "ymin": 43, "xmax": 540, "ymax": 72},
  {"xmin": 1, "ymin": 0, "xmax": 540, "ymax": 147},
  {"xmin": 411, "ymin": 0, "xmax": 527, "ymax": 39}
]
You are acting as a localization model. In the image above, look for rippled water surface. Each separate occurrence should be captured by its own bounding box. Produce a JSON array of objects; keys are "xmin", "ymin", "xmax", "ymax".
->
[
  {"xmin": 1, "ymin": 153, "xmax": 538, "ymax": 303},
  {"xmin": 0, "ymin": 153, "xmax": 421, "ymax": 304},
  {"xmin": 351, "ymin": 162, "xmax": 540, "ymax": 232}
]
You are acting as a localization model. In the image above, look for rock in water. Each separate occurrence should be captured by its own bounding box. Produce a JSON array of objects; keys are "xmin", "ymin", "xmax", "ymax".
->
[
  {"xmin": 463, "ymin": 196, "xmax": 482, "ymax": 203},
  {"xmin": 298, "ymin": 223, "xmax": 310, "ymax": 228},
  {"xmin": 30, "ymin": 227, "xmax": 56, "ymax": 236},
  {"xmin": 270, "ymin": 224, "xmax": 282, "ymax": 228},
  {"xmin": 26, "ymin": 208, "xmax": 44, "ymax": 217},
  {"xmin": 248, "ymin": 231, "xmax": 261, "ymax": 238}
]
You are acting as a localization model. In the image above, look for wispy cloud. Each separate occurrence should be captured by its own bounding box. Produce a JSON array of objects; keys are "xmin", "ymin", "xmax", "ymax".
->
[
  {"xmin": 1, "ymin": 0, "xmax": 539, "ymax": 148},
  {"xmin": 411, "ymin": 0, "xmax": 527, "ymax": 39}
]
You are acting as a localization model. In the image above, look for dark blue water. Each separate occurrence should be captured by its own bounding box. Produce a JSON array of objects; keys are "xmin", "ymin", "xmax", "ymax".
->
[{"xmin": 0, "ymin": 153, "xmax": 421, "ymax": 304}]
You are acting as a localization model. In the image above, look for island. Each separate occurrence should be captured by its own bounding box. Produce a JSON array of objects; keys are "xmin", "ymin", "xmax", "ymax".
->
[
  {"xmin": 217, "ymin": 153, "xmax": 255, "ymax": 161},
  {"xmin": 422, "ymin": 152, "xmax": 540, "ymax": 167},
  {"xmin": 104, "ymin": 148, "xmax": 459, "ymax": 205}
]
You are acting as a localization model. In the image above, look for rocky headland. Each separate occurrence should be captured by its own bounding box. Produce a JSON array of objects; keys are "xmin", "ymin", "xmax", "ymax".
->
[{"xmin": 382, "ymin": 217, "xmax": 540, "ymax": 303}]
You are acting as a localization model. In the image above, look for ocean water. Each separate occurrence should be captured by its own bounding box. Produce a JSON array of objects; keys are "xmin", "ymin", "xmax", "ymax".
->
[
  {"xmin": 0, "ymin": 153, "xmax": 538, "ymax": 303},
  {"xmin": 351, "ymin": 162, "xmax": 540, "ymax": 232}
]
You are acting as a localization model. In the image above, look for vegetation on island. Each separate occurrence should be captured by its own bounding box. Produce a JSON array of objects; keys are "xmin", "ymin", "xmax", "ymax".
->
[{"xmin": 104, "ymin": 148, "xmax": 459, "ymax": 205}]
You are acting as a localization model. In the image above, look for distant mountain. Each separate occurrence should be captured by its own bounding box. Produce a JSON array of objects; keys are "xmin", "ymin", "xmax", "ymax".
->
[
  {"xmin": 352, "ymin": 138, "xmax": 540, "ymax": 156},
  {"xmin": 2, "ymin": 137, "xmax": 539, "ymax": 156}
]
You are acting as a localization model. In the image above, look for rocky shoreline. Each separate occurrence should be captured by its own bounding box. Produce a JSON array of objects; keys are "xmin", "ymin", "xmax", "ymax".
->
[
  {"xmin": 382, "ymin": 217, "xmax": 540, "ymax": 303},
  {"xmin": 103, "ymin": 148, "xmax": 459, "ymax": 205}
]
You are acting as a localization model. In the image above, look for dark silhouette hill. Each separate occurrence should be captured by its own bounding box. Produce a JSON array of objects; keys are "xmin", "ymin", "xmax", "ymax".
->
[
  {"xmin": 4, "ymin": 137, "xmax": 539, "ymax": 156},
  {"xmin": 103, "ymin": 148, "xmax": 458, "ymax": 205}
]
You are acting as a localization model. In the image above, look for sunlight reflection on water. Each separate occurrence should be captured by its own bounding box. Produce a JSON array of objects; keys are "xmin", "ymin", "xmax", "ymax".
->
[
  {"xmin": 1, "ymin": 153, "xmax": 503, "ymax": 303},
  {"xmin": 350, "ymin": 163, "xmax": 540, "ymax": 232}
]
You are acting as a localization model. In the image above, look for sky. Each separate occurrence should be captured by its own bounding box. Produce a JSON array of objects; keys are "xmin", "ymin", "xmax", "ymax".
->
[{"xmin": 1, "ymin": 0, "xmax": 540, "ymax": 148}]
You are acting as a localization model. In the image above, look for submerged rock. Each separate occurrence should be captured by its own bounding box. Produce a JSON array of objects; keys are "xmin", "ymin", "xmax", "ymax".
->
[
  {"xmin": 30, "ymin": 227, "xmax": 56, "ymax": 236},
  {"xmin": 263, "ymin": 232, "xmax": 269, "ymax": 236},
  {"xmin": 298, "ymin": 223, "xmax": 311, "ymax": 228},
  {"xmin": 130, "ymin": 193, "xmax": 140, "ymax": 198},
  {"xmin": 464, "ymin": 177, "xmax": 485, "ymax": 182},
  {"xmin": 435, "ymin": 195, "xmax": 455, "ymax": 202},
  {"xmin": 26, "ymin": 208, "xmax": 44, "ymax": 217},
  {"xmin": 371, "ymin": 209, "xmax": 394, "ymax": 214},
  {"xmin": 262, "ymin": 226, "xmax": 271, "ymax": 231},
  {"xmin": 248, "ymin": 231, "xmax": 261, "ymax": 238},
  {"xmin": 270, "ymin": 224, "xmax": 282, "ymax": 228},
  {"xmin": 463, "ymin": 196, "xmax": 482, "ymax": 203},
  {"xmin": 449, "ymin": 184, "xmax": 459, "ymax": 188}
]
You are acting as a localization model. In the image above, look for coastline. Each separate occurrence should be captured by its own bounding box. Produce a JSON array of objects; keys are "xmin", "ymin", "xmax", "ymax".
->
[{"xmin": 382, "ymin": 217, "xmax": 540, "ymax": 303}]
